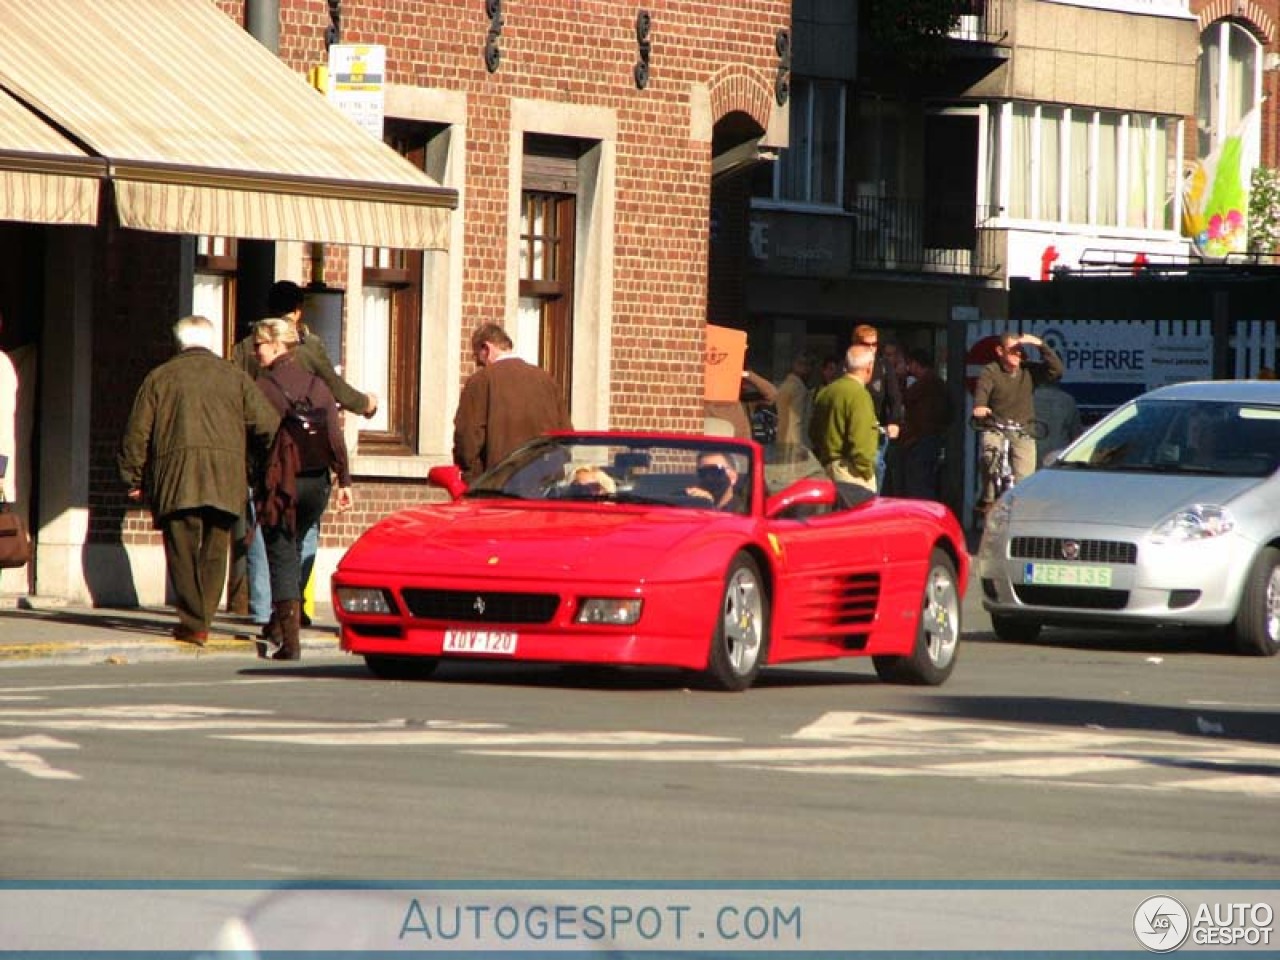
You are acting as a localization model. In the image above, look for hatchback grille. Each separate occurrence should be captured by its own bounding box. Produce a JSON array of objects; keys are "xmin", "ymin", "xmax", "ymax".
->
[
  {"xmin": 400, "ymin": 589, "xmax": 560, "ymax": 624},
  {"xmin": 1010, "ymin": 537, "xmax": 1137, "ymax": 565},
  {"xmin": 1013, "ymin": 585, "xmax": 1129, "ymax": 610}
]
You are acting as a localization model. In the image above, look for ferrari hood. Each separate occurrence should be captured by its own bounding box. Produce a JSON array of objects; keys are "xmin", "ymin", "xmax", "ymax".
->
[
  {"xmin": 1008, "ymin": 468, "xmax": 1262, "ymax": 528},
  {"xmin": 338, "ymin": 502, "xmax": 744, "ymax": 581}
]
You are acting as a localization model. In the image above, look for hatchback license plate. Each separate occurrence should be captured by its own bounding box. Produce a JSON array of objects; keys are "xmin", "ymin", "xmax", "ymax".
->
[
  {"xmin": 443, "ymin": 630, "xmax": 518, "ymax": 654},
  {"xmin": 1023, "ymin": 562, "xmax": 1113, "ymax": 588}
]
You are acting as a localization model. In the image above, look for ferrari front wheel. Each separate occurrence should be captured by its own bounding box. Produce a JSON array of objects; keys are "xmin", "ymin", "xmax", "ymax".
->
[
  {"xmin": 703, "ymin": 552, "xmax": 769, "ymax": 692},
  {"xmin": 873, "ymin": 548, "xmax": 960, "ymax": 686},
  {"xmin": 364, "ymin": 655, "xmax": 440, "ymax": 680}
]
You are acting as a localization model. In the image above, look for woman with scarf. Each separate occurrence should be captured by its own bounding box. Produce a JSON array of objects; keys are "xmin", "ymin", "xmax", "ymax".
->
[{"xmin": 251, "ymin": 317, "xmax": 352, "ymax": 659}]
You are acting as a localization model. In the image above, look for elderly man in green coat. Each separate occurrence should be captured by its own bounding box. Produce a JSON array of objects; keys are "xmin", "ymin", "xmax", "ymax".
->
[{"xmin": 119, "ymin": 315, "xmax": 279, "ymax": 645}]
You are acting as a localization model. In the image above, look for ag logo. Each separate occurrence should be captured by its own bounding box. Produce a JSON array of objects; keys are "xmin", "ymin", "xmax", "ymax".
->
[{"xmin": 1134, "ymin": 895, "xmax": 1190, "ymax": 952}]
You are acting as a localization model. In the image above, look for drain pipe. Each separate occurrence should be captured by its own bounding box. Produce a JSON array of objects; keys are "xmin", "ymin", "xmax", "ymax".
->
[{"xmin": 246, "ymin": 0, "xmax": 280, "ymax": 53}]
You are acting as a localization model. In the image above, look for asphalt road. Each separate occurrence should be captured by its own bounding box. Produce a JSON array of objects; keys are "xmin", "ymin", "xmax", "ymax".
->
[{"xmin": 2, "ymin": 613, "xmax": 1278, "ymax": 882}]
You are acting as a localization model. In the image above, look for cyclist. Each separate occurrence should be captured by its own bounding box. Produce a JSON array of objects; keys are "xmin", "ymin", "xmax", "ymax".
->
[{"xmin": 972, "ymin": 331, "xmax": 1064, "ymax": 516}]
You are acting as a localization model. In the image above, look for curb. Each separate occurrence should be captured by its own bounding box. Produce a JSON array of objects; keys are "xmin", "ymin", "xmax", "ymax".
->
[{"xmin": 0, "ymin": 632, "xmax": 339, "ymax": 666}]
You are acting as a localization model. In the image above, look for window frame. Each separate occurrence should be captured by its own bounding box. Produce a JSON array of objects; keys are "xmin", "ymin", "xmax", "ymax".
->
[
  {"xmin": 766, "ymin": 76, "xmax": 847, "ymax": 210},
  {"xmin": 988, "ymin": 102, "xmax": 1178, "ymax": 232},
  {"xmin": 518, "ymin": 189, "xmax": 576, "ymax": 412}
]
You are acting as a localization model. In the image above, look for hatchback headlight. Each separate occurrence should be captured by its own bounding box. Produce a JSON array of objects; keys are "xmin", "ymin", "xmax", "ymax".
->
[
  {"xmin": 335, "ymin": 586, "xmax": 396, "ymax": 614},
  {"xmin": 1150, "ymin": 504, "xmax": 1235, "ymax": 543},
  {"xmin": 575, "ymin": 598, "xmax": 642, "ymax": 625},
  {"xmin": 985, "ymin": 494, "xmax": 1015, "ymax": 536}
]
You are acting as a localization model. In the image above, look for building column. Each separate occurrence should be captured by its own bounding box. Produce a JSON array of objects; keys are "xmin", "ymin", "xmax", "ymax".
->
[{"xmin": 36, "ymin": 228, "xmax": 94, "ymax": 603}]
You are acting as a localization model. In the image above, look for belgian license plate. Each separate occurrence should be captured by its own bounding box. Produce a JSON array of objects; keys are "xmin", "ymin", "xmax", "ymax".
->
[
  {"xmin": 1023, "ymin": 562, "xmax": 1113, "ymax": 588},
  {"xmin": 443, "ymin": 630, "xmax": 518, "ymax": 655}
]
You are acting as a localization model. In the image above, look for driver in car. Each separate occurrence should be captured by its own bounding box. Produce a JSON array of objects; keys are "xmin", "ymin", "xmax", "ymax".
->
[{"xmin": 685, "ymin": 452, "xmax": 747, "ymax": 512}]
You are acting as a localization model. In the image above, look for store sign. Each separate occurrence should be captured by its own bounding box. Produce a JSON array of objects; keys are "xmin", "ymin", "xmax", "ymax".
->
[
  {"xmin": 1024, "ymin": 321, "xmax": 1213, "ymax": 388},
  {"xmin": 327, "ymin": 44, "xmax": 385, "ymax": 140}
]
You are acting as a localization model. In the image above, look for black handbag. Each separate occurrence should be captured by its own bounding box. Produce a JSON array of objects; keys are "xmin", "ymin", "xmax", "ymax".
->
[{"xmin": 0, "ymin": 496, "xmax": 31, "ymax": 569}]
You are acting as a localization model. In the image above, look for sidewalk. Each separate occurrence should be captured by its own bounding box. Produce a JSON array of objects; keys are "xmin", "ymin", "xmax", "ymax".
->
[{"xmin": 0, "ymin": 596, "xmax": 341, "ymax": 665}]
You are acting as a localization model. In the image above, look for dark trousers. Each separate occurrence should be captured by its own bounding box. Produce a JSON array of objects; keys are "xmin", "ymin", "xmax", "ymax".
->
[
  {"xmin": 161, "ymin": 508, "xmax": 236, "ymax": 635},
  {"xmin": 263, "ymin": 471, "xmax": 330, "ymax": 604},
  {"xmin": 902, "ymin": 435, "xmax": 944, "ymax": 500}
]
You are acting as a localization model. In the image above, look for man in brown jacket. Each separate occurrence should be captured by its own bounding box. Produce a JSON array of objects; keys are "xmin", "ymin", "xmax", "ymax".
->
[
  {"xmin": 453, "ymin": 323, "xmax": 572, "ymax": 482},
  {"xmin": 119, "ymin": 315, "xmax": 279, "ymax": 645}
]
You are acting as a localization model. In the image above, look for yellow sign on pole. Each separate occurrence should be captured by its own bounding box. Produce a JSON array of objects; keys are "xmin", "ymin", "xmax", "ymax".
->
[{"xmin": 327, "ymin": 44, "xmax": 385, "ymax": 140}]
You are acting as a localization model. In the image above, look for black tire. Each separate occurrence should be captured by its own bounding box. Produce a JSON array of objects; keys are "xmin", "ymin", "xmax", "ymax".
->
[
  {"xmin": 874, "ymin": 548, "xmax": 961, "ymax": 685},
  {"xmin": 1230, "ymin": 546, "xmax": 1280, "ymax": 656},
  {"xmin": 364, "ymin": 655, "xmax": 440, "ymax": 680},
  {"xmin": 702, "ymin": 552, "xmax": 770, "ymax": 691},
  {"xmin": 991, "ymin": 613, "xmax": 1042, "ymax": 644}
]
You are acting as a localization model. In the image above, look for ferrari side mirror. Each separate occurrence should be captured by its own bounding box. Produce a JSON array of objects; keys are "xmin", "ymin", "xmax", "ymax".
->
[{"xmin": 427, "ymin": 464, "xmax": 467, "ymax": 500}]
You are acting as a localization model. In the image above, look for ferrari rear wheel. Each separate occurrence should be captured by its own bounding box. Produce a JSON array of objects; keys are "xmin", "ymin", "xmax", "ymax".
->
[
  {"xmin": 364, "ymin": 655, "xmax": 440, "ymax": 680},
  {"xmin": 1230, "ymin": 546, "xmax": 1280, "ymax": 656},
  {"xmin": 703, "ymin": 553, "xmax": 769, "ymax": 692},
  {"xmin": 873, "ymin": 549, "xmax": 960, "ymax": 686}
]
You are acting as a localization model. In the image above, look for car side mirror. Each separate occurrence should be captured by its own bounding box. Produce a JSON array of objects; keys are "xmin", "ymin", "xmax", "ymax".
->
[
  {"xmin": 765, "ymin": 478, "xmax": 837, "ymax": 519},
  {"xmin": 427, "ymin": 464, "xmax": 467, "ymax": 501}
]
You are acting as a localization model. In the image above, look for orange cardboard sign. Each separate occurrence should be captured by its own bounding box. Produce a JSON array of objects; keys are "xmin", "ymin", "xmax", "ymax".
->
[{"xmin": 705, "ymin": 324, "xmax": 746, "ymax": 401}]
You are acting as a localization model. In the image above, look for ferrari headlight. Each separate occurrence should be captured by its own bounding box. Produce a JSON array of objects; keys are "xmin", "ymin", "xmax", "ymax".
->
[
  {"xmin": 1151, "ymin": 504, "xmax": 1235, "ymax": 543},
  {"xmin": 335, "ymin": 586, "xmax": 395, "ymax": 615},
  {"xmin": 575, "ymin": 598, "xmax": 643, "ymax": 625}
]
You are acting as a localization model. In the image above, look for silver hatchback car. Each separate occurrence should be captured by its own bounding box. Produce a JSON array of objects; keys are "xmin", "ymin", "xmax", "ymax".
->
[{"xmin": 977, "ymin": 380, "xmax": 1280, "ymax": 655}]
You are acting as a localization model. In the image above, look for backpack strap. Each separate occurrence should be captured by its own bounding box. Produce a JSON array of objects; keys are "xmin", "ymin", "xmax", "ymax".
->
[{"xmin": 265, "ymin": 370, "xmax": 318, "ymax": 410}]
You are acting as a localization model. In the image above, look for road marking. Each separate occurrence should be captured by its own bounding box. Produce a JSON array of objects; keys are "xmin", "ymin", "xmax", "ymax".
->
[
  {"xmin": 220, "ymin": 730, "xmax": 733, "ymax": 747},
  {"xmin": 0, "ymin": 735, "xmax": 80, "ymax": 780},
  {"xmin": 0, "ymin": 702, "xmax": 1276, "ymax": 798}
]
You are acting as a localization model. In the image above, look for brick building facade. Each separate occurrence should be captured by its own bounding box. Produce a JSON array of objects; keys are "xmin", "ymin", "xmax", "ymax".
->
[{"xmin": 0, "ymin": 0, "xmax": 789, "ymax": 606}]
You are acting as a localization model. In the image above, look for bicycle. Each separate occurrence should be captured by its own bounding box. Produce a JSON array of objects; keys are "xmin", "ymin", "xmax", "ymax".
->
[{"xmin": 971, "ymin": 415, "xmax": 1047, "ymax": 502}]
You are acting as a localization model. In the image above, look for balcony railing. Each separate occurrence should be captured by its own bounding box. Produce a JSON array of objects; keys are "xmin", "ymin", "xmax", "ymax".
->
[
  {"xmin": 853, "ymin": 196, "xmax": 1002, "ymax": 277},
  {"xmin": 948, "ymin": 0, "xmax": 1009, "ymax": 45},
  {"xmin": 748, "ymin": 198, "xmax": 1003, "ymax": 281}
]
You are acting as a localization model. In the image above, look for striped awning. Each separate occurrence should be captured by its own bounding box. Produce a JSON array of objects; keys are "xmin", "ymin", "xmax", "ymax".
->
[
  {"xmin": 0, "ymin": 87, "xmax": 100, "ymax": 226},
  {"xmin": 0, "ymin": 0, "xmax": 455, "ymax": 249}
]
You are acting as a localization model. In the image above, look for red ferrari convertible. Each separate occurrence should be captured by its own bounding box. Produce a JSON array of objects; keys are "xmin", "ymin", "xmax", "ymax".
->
[{"xmin": 333, "ymin": 433, "xmax": 968, "ymax": 691}]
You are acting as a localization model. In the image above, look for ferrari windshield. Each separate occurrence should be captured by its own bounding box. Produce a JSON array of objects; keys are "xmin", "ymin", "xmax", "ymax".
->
[
  {"xmin": 467, "ymin": 436, "xmax": 758, "ymax": 514},
  {"xmin": 1057, "ymin": 398, "xmax": 1280, "ymax": 477}
]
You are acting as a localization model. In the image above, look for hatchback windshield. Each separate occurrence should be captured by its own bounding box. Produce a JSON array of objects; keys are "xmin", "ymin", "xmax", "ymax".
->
[{"xmin": 1057, "ymin": 398, "xmax": 1280, "ymax": 477}]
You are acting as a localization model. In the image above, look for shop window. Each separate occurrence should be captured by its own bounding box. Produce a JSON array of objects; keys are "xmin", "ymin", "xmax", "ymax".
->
[
  {"xmin": 194, "ymin": 236, "xmax": 237, "ymax": 354},
  {"xmin": 355, "ymin": 119, "xmax": 435, "ymax": 454},
  {"xmin": 359, "ymin": 243, "xmax": 421, "ymax": 453}
]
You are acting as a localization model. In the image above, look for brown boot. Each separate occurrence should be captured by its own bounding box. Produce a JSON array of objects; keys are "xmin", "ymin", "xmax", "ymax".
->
[
  {"xmin": 256, "ymin": 608, "xmax": 282, "ymax": 659},
  {"xmin": 273, "ymin": 600, "xmax": 302, "ymax": 661}
]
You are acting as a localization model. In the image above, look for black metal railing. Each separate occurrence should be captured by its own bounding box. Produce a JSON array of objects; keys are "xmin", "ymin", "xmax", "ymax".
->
[
  {"xmin": 746, "ymin": 199, "xmax": 1004, "ymax": 280},
  {"xmin": 850, "ymin": 196, "xmax": 1003, "ymax": 278},
  {"xmin": 948, "ymin": 0, "xmax": 1009, "ymax": 45}
]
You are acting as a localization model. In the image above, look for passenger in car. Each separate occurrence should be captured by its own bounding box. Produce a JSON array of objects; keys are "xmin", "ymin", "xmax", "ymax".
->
[{"xmin": 566, "ymin": 465, "xmax": 616, "ymax": 497}]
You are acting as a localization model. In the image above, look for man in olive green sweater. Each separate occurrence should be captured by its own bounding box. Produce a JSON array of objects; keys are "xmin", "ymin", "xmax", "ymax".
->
[{"xmin": 808, "ymin": 343, "xmax": 880, "ymax": 492}]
